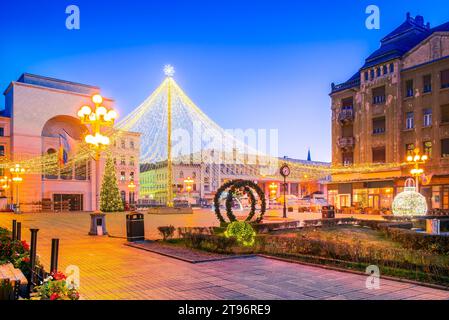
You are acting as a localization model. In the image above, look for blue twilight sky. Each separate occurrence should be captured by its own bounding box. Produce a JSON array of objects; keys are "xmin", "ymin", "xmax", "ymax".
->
[{"xmin": 1, "ymin": 0, "xmax": 448, "ymax": 162}]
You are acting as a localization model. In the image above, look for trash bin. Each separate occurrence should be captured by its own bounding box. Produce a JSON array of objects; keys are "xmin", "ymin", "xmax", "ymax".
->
[
  {"xmin": 321, "ymin": 206, "xmax": 329, "ymax": 219},
  {"xmin": 126, "ymin": 213, "xmax": 145, "ymax": 242},
  {"xmin": 327, "ymin": 205, "xmax": 335, "ymax": 219},
  {"xmin": 322, "ymin": 206, "xmax": 335, "ymax": 219}
]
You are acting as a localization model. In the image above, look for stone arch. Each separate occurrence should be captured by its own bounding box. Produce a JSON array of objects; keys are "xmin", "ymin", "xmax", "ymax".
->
[{"xmin": 41, "ymin": 115, "xmax": 87, "ymax": 140}]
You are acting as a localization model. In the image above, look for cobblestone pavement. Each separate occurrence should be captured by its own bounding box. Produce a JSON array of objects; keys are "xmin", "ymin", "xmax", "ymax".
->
[{"xmin": 1, "ymin": 212, "xmax": 447, "ymax": 300}]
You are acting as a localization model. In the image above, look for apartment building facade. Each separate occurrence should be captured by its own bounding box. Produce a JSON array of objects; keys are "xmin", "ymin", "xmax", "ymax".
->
[{"xmin": 329, "ymin": 13, "xmax": 449, "ymax": 211}]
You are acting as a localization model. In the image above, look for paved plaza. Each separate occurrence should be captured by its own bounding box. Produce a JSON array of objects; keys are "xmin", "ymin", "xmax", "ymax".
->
[{"xmin": 0, "ymin": 211, "xmax": 448, "ymax": 300}]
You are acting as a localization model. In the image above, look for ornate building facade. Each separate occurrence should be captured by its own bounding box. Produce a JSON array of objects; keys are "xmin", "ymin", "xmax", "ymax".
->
[
  {"xmin": 0, "ymin": 73, "xmax": 140, "ymax": 212},
  {"xmin": 329, "ymin": 14, "xmax": 449, "ymax": 211}
]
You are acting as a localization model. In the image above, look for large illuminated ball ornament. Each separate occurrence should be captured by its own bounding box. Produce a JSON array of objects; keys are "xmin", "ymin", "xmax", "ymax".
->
[{"xmin": 392, "ymin": 183, "xmax": 427, "ymax": 217}]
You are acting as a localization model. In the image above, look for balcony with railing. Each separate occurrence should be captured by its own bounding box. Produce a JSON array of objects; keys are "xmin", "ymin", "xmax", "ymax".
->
[
  {"xmin": 337, "ymin": 137, "xmax": 355, "ymax": 149},
  {"xmin": 338, "ymin": 108, "xmax": 354, "ymax": 124}
]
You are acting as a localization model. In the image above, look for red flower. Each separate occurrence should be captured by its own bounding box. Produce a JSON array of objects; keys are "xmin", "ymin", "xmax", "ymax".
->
[
  {"xmin": 50, "ymin": 293, "xmax": 60, "ymax": 301},
  {"xmin": 23, "ymin": 257, "xmax": 30, "ymax": 263},
  {"xmin": 21, "ymin": 240, "xmax": 30, "ymax": 251},
  {"xmin": 51, "ymin": 271, "xmax": 67, "ymax": 281}
]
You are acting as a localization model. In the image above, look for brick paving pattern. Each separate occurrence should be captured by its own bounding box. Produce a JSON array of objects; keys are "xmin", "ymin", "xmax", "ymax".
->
[
  {"xmin": 0, "ymin": 212, "xmax": 448, "ymax": 300},
  {"xmin": 126, "ymin": 241, "xmax": 246, "ymax": 263}
]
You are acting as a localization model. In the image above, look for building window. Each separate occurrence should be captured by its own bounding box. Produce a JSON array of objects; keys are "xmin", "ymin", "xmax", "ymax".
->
[
  {"xmin": 372, "ymin": 147, "xmax": 386, "ymax": 163},
  {"xmin": 130, "ymin": 172, "xmax": 135, "ymax": 181},
  {"xmin": 130, "ymin": 140, "xmax": 134, "ymax": 149},
  {"xmin": 342, "ymin": 152, "xmax": 353, "ymax": 166},
  {"xmin": 423, "ymin": 108, "xmax": 432, "ymax": 127},
  {"xmin": 120, "ymin": 156, "xmax": 126, "ymax": 165},
  {"xmin": 120, "ymin": 171, "xmax": 126, "ymax": 181},
  {"xmin": 372, "ymin": 117, "xmax": 386, "ymax": 134},
  {"xmin": 179, "ymin": 171, "xmax": 184, "ymax": 178},
  {"xmin": 389, "ymin": 63, "xmax": 394, "ymax": 73},
  {"xmin": 376, "ymin": 68, "xmax": 381, "ymax": 77},
  {"xmin": 442, "ymin": 139, "xmax": 449, "ymax": 158},
  {"xmin": 383, "ymin": 65, "xmax": 388, "ymax": 75},
  {"xmin": 370, "ymin": 69, "xmax": 375, "ymax": 80},
  {"xmin": 405, "ymin": 112, "xmax": 414, "ymax": 129},
  {"xmin": 121, "ymin": 139, "xmax": 126, "ymax": 148},
  {"xmin": 405, "ymin": 80, "xmax": 414, "ymax": 97},
  {"xmin": 441, "ymin": 104, "xmax": 449, "ymax": 124},
  {"xmin": 406, "ymin": 143, "xmax": 415, "ymax": 157},
  {"xmin": 0, "ymin": 127, "xmax": 4, "ymax": 137},
  {"xmin": 423, "ymin": 141, "xmax": 432, "ymax": 158},
  {"xmin": 0, "ymin": 145, "xmax": 4, "ymax": 157},
  {"xmin": 364, "ymin": 71, "xmax": 369, "ymax": 81},
  {"xmin": 423, "ymin": 74, "xmax": 432, "ymax": 93},
  {"xmin": 129, "ymin": 156, "xmax": 135, "ymax": 166},
  {"xmin": 441, "ymin": 69, "xmax": 449, "ymax": 89},
  {"xmin": 372, "ymin": 86, "xmax": 386, "ymax": 104},
  {"xmin": 341, "ymin": 97, "xmax": 353, "ymax": 109}
]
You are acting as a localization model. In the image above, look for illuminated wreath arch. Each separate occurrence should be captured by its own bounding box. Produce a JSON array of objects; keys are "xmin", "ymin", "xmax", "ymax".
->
[{"xmin": 213, "ymin": 180, "xmax": 266, "ymax": 224}]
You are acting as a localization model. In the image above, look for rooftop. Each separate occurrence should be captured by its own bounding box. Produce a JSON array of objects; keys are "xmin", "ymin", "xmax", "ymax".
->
[
  {"xmin": 331, "ymin": 13, "xmax": 449, "ymax": 94},
  {"xmin": 5, "ymin": 73, "xmax": 100, "ymax": 96}
]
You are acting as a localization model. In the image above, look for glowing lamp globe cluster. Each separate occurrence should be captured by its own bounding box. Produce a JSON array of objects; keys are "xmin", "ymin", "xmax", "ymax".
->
[
  {"xmin": 392, "ymin": 179, "xmax": 427, "ymax": 217},
  {"xmin": 77, "ymin": 94, "xmax": 118, "ymax": 151}
]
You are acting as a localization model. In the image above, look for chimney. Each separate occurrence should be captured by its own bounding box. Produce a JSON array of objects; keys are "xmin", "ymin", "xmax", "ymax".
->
[{"xmin": 406, "ymin": 12, "xmax": 411, "ymax": 21}]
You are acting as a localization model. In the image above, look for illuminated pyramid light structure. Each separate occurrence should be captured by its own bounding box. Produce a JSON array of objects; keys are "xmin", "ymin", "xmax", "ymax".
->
[{"xmin": 115, "ymin": 66, "xmax": 407, "ymax": 207}]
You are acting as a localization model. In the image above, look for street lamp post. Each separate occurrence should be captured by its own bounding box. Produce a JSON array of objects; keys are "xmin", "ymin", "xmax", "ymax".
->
[
  {"xmin": 0, "ymin": 175, "xmax": 12, "ymax": 206},
  {"xmin": 406, "ymin": 148, "xmax": 428, "ymax": 192},
  {"xmin": 183, "ymin": 177, "xmax": 194, "ymax": 196},
  {"xmin": 128, "ymin": 180, "xmax": 136, "ymax": 207},
  {"xmin": 78, "ymin": 94, "xmax": 117, "ymax": 211},
  {"xmin": 10, "ymin": 164, "xmax": 25, "ymax": 212},
  {"xmin": 269, "ymin": 182, "xmax": 278, "ymax": 201}
]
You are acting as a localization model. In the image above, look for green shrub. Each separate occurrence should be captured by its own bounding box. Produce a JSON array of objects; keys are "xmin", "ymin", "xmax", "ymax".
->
[
  {"xmin": 177, "ymin": 227, "xmax": 214, "ymax": 238},
  {"xmin": 352, "ymin": 219, "xmax": 449, "ymax": 254},
  {"xmin": 255, "ymin": 234, "xmax": 449, "ymax": 278},
  {"xmin": 224, "ymin": 221, "xmax": 256, "ymax": 246},
  {"xmin": 184, "ymin": 234, "xmax": 237, "ymax": 253},
  {"xmin": 157, "ymin": 226, "xmax": 175, "ymax": 241}
]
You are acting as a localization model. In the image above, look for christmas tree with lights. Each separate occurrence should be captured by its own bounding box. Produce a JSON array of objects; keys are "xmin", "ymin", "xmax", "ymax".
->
[{"xmin": 100, "ymin": 157, "xmax": 124, "ymax": 212}]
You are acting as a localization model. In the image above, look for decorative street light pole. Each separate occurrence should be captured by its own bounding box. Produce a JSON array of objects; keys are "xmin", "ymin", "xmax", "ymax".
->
[
  {"xmin": 0, "ymin": 175, "xmax": 12, "ymax": 207},
  {"xmin": 128, "ymin": 180, "xmax": 136, "ymax": 207},
  {"xmin": 280, "ymin": 163, "xmax": 291, "ymax": 219},
  {"xmin": 406, "ymin": 148, "xmax": 428, "ymax": 192},
  {"xmin": 77, "ymin": 94, "xmax": 118, "ymax": 211},
  {"xmin": 183, "ymin": 176, "xmax": 194, "ymax": 198},
  {"xmin": 10, "ymin": 164, "xmax": 25, "ymax": 213},
  {"xmin": 269, "ymin": 182, "xmax": 278, "ymax": 201}
]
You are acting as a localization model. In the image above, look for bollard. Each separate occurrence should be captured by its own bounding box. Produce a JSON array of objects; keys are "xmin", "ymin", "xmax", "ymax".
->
[
  {"xmin": 50, "ymin": 239, "xmax": 60, "ymax": 274},
  {"xmin": 29, "ymin": 229, "xmax": 39, "ymax": 286},
  {"xmin": 12, "ymin": 220, "xmax": 17, "ymax": 241},
  {"xmin": 16, "ymin": 222, "xmax": 22, "ymax": 241}
]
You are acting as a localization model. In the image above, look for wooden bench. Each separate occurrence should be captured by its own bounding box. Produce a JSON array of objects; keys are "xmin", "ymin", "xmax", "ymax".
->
[{"xmin": 0, "ymin": 263, "xmax": 28, "ymax": 300}]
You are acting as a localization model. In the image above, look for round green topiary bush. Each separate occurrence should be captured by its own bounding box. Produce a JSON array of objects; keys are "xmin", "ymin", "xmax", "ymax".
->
[{"xmin": 224, "ymin": 221, "xmax": 256, "ymax": 247}]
